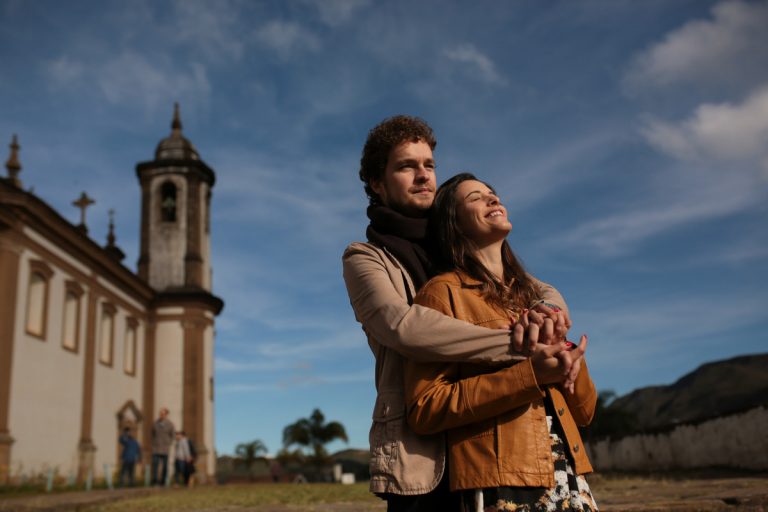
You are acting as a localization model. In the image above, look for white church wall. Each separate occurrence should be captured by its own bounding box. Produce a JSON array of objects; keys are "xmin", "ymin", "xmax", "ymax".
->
[
  {"xmin": 92, "ymin": 300, "xmax": 145, "ymax": 478},
  {"xmin": 154, "ymin": 320, "xmax": 185, "ymax": 435},
  {"xmin": 9, "ymin": 249, "xmax": 85, "ymax": 478},
  {"xmin": 22, "ymin": 227, "xmax": 90, "ymax": 277},
  {"xmin": 96, "ymin": 275, "xmax": 145, "ymax": 314}
]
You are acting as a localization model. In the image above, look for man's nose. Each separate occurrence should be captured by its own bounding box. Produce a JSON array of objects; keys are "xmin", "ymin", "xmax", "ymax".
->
[{"xmin": 414, "ymin": 165, "xmax": 430, "ymax": 181}]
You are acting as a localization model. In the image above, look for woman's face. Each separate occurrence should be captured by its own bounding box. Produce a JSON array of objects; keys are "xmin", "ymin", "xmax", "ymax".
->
[{"xmin": 455, "ymin": 179, "xmax": 512, "ymax": 244}]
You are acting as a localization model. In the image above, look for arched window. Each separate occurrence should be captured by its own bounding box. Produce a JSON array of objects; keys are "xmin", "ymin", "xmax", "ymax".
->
[
  {"xmin": 62, "ymin": 281, "xmax": 84, "ymax": 352},
  {"xmin": 25, "ymin": 260, "xmax": 54, "ymax": 339},
  {"xmin": 99, "ymin": 302, "xmax": 116, "ymax": 366},
  {"xmin": 124, "ymin": 318, "xmax": 138, "ymax": 376},
  {"xmin": 160, "ymin": 181, "xmax": 177, "ymax": 222}
]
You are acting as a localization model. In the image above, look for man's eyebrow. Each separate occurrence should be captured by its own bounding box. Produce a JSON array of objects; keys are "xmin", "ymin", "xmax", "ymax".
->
[{"xmin": 394, "ymin": 157, "xmax": 436, "ymax": 166}]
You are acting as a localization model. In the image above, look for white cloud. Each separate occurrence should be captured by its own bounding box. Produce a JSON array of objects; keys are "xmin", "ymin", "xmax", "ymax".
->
[
  {"xmin": 99, "ymin": 53, "xmax": 211, "ymax": 113},
  {"xmin": 625, "ymin": 0, "xmax": 768, "ymax": 92},
  {"xmin": 170, "ymin": 0, "xmax": 245, "ymax": 61},
  {"xmin": 255, "ymin": 21, "xmax": 320, "ymax": 58},
  {"xmin": 556, "ymin": 169, "xmax": 761, "ymax": 256},
  {"xmin": 642, "ymin": 86, "xmax": 768, "ymax": 172},
  {"xmin": 45, "ymin": 51, "xmax": 211, "ymax": 115},
  {"xmin": 444, "ymin": 43, "xmax": 506, "ymax": 85},
  {"xmin": 46, "ymin": 56, "xmax": 84, "ymax": 86},
  {"xmin": 578, "ymin": 289, "xmax": 767, "ymax": 370}
]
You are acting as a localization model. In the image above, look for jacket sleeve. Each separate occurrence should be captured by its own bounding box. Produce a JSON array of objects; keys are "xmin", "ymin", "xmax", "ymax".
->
[
  {"xmin": 403, "ymin": 290, "xmax": 545, "ymax": 435},
  {"xmin": 404, "ymin": 357, "xmax": 546, "ymax": 435},
  {"xmin": 531, "ymin": 275, "xmax": 569, "ymax": 315},
  {"xmin": 343, "ymin": 243, "xmax": 521, "ymax": 363},
  {"xmin": 561, "ymin": 360, "xmax": 598, "ymax": 426}
]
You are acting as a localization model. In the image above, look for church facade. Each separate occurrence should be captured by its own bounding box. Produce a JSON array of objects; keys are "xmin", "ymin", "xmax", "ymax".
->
[{"xmin": 0, "ymin": 105, "xmax": 223, "ymax": 483}]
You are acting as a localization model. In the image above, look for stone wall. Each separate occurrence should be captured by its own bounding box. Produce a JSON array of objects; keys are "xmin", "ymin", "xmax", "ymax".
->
[{"xmin": 588, "ymin": 406, "xmax": 768, "ymax": 471}]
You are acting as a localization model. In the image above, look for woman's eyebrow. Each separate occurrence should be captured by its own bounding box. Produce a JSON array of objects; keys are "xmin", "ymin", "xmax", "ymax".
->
[{"xmin": 464, "ymin": 189, "xmax": 486, "ymax": 199}]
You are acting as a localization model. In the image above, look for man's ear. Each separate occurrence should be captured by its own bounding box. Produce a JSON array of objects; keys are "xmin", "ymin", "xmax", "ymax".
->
[{"xmin": 370, "ymin": 178, "xmax": 384, "ymax": 198}]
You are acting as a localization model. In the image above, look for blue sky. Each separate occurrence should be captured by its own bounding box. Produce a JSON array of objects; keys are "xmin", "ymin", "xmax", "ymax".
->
[{"xmin": 1, "ymin": 0, "xmax": 767, "ymax": 457}]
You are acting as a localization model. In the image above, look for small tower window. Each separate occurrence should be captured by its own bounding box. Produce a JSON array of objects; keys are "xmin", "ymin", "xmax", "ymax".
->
[{"xmin": 160, "ymin": 182, "xmax": 177, "ymax": 222}]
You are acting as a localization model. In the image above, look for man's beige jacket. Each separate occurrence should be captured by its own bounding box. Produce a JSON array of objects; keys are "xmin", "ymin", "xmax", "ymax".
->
[{"xmin": 342, "ymin": 242, "xmax": 567, "ymax": 495}]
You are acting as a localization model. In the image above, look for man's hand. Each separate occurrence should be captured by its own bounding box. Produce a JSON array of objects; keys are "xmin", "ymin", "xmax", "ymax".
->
[{"xmin": 511, "ymin": 305, "xmax": 571, "ymax": 354}]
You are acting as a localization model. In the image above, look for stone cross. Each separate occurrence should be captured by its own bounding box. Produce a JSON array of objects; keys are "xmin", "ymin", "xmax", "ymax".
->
[{"xmin": 72, "ymin": 192, "xmax": 95, "ymax": 231}]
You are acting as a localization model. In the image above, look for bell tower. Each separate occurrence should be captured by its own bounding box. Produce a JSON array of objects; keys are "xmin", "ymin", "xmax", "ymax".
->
[
  {"xmin": 137, "ymin": 103, "xmax": 214, "ymax": 291},
  {"xmin": 136, "ymin": 104, "xmax": 223, "ymax": 481}
]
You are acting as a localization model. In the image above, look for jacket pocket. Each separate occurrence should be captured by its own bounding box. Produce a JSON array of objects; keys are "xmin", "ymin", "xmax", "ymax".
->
[{"xmin": 369, "ymin": 391, "xmax": 406, "ymax": 478}]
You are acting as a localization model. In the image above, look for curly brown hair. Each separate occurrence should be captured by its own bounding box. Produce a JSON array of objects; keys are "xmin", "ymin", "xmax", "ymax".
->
[{"xmin": 359, "ymin": 115, "xmax": 437, "ymax": 205}]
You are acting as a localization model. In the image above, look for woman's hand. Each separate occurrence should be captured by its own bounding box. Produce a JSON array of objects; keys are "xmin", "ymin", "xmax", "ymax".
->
[
  {"xmin": 530, "ymin": 342, "xmax": 569, "ymax": 386},
  {"xmin": 561, "ymin": 335, "xmax": 588, "ymax": 394},
  {"xmin": 512, "ymin": 305, "xmax": 571, "ymax": 354}
]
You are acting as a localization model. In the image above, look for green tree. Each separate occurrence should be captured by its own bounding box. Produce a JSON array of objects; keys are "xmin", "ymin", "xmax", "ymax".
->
[
  {"xmin": 234, "ymin": 439, "xmax": 268, "ymax": 481},
  {"xmin": 282, "ymin": 408, "xmax": 348, "ymax": 465}
]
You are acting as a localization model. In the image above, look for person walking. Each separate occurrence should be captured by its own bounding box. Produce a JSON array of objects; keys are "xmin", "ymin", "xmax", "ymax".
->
[{"xmin": 151, "ymin": 407, "xmax": 175, "ymax": 486}]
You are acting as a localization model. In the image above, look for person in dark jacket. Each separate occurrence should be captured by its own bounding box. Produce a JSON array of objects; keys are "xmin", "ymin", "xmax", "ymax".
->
[{"xmin": 118, "ymin": 427, "xmax": 141, "ymax": 487}]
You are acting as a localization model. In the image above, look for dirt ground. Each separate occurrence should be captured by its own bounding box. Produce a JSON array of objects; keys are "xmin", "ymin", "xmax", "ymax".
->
[{"xmin": 0, "ymin": 473, "xmax": 766, "ymax": 511}]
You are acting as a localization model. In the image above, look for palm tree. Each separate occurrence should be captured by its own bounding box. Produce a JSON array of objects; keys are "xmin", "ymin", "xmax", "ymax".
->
[
  {"xmin": 234, "ymin": 439, "xmax": 268, "ymax": 481},
  {"xmin": 282, "ymin": 408, "xmax": 348, "ymax": 465}
]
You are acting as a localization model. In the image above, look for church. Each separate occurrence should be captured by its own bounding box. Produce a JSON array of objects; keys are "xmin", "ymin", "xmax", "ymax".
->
[{"xmin": 0, "ymin": 105, "xmax": 223, "ymax": 483}]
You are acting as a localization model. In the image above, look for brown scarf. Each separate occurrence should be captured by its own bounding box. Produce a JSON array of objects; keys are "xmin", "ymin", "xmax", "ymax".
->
[{"xmin": 366, "ymin": 205, "xmax": 434, "ymax": 290}]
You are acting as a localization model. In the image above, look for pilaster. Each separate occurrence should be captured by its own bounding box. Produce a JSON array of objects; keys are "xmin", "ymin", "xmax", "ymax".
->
[
  {"xmin": 184, "ymin": 177, "xmax": 203, "ymax": 288},
  {"xmin": 77, "ymin": 287, "xmax": 98, "ymax": 481},
  {"xmin": 0, "ymin": 235, "xmax": 21, "ymax": 483},
  {"xmin": 182, "ymin": 309, "xmax": 208, "ymax": 480}
]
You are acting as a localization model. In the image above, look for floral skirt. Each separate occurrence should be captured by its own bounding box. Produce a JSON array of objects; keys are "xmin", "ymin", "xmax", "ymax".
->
[{"xmin": 459, "ymin": 415, "xmax": 598, "ymax": 512}]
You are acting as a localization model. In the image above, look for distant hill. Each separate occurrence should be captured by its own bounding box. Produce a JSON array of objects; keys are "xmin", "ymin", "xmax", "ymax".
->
[{"xmin": 609, "ymin": 353, "xmax": 768, "ymax": 431}]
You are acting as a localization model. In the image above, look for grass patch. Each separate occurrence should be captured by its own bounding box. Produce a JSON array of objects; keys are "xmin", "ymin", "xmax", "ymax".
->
[{"xmin": 87, "ymin": 483, "xmax": 380, "ymax": 511}]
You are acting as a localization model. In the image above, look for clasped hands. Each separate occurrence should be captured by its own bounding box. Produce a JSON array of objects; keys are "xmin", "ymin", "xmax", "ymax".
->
[{"xmin": 510, "ymin": 304, "xmax": 587, "ymax": 394}]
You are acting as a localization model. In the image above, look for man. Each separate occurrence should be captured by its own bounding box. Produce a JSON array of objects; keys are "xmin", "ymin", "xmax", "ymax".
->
[
  {"xmin": 151, "ymin": 407, "xmax": 175, "ymax": 486},
  {"xmin": 343, "ymin": 116, "xmax": 572, "ymax": 511},
  {"xmin": 118, "ymin": 427, "xmax": 141, "ymax": 487}
]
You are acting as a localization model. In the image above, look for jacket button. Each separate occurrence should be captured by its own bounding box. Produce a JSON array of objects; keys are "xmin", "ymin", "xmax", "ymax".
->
[
  {"xmin": 558, "ymin": 408, "xmax": 565, "ymax": 416},
  {"xmin": 573, "ymin": 444, "xmax": 580, "ymax": 453}
]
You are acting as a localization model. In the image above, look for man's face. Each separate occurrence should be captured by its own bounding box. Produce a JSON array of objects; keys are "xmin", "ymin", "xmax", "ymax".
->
[
  {"xmin": 160, "ymin": 408, "xmax": 168, "ymax": 419},
  {"xmin": 371, "ymin": 140, "xmax": 436, "ymax": 217}
]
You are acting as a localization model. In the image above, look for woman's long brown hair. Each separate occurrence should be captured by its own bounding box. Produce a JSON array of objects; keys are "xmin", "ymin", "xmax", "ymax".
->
[{"xmin": 430, "ymin": 173, "xmax": 540, "ymax": 312}]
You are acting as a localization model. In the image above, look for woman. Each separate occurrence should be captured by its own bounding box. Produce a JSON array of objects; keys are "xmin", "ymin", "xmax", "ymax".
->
[{"xmin": 403, "ymin": 173, "xmax": 598, "ymax": 512}]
